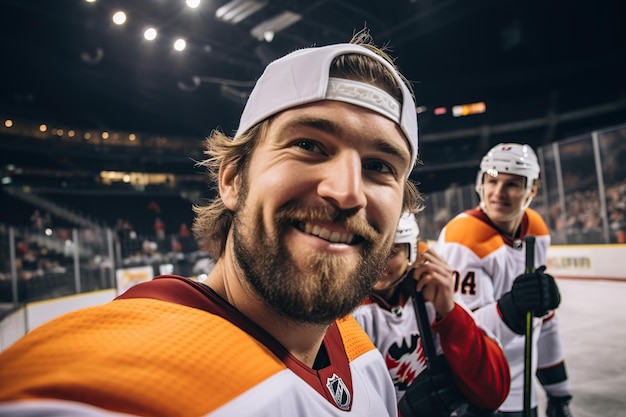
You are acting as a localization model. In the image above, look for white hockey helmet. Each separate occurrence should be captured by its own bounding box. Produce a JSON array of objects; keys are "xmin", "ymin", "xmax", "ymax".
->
[
  {"xmin": 395, "ymin": 212, "xmax": 420, "ymax": 265},
  {"xmin": 475, "ymin": 143, "xmax": 540, "ymax": 206}
]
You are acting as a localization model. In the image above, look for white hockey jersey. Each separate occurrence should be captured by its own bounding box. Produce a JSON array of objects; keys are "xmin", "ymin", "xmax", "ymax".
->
[
  {"xmin": 352, "ymin": 278, "xmax": 510, "ymax": 411},
  {"xmin": 435, "ymin": 206, "xmax": 569, "ymax": 412}
]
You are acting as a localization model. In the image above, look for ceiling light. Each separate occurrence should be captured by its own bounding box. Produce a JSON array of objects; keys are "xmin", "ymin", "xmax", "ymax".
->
[
  {"xmin": 186, "ymin": 0, "xmax": 201, "ymax": 8},
  {"xmin": 263, "ymin": 30, "xmax": 274, "ymax": 42},
  {"xmin": 144, "ymin": 27, "xmax": 157, "ymax": 41},
  {"xmin": 174, "ymin": 38, "xmax": 187, "ymax": 51},
  {"xmin": 216, "ymin": 0, "xmax": 268, "ymax": 24},
  {"xmin": 112, "ymin": 11, "xmax": 127, "ymax": 25},
  {"xmin": 250, "ymin": 11, "xmax": 301, "ymax": 41}
]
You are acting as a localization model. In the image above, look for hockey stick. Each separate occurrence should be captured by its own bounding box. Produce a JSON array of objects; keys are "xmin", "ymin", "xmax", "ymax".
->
[
  {"xmin": 399, "ymin": 282, "xmax": 469, "ymax": 417},
  {"xmin": 523, "ymin": 235, "xmax": 535, "ymax": 417},
  {"xmin": 412, "ymin": 286, "xmax": 441, "ymax": 374}
]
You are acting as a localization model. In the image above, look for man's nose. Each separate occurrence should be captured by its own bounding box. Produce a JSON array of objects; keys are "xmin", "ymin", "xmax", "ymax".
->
[
  {"xmin": 493, "ymin": 181, "xmax": 506, "ymax": 195},
  {"xmin": 317, "ymin": 151, "xmax": 367, "ymax": 211}
]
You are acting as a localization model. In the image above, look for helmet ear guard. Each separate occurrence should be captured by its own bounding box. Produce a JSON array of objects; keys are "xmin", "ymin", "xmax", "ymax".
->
[
  {"xmin": 395, "ymin": 212, "xmax": 420, "ymax": 265},
  {"xmin": 475, "ymin": 143, "xmax": 540, "ymax": 210}
]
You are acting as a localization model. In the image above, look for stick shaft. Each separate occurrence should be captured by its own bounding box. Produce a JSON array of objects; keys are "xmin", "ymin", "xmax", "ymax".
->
[
  {"xmin": 523, "ymin": 235, "xmax": 536, "ymax": 417},
  {"xmin": 412, "ymin": 284, "xmax": 440, "ymax": 372}
]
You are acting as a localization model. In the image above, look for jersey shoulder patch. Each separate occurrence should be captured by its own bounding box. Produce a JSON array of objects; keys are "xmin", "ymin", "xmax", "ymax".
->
[
  {"xmin": 443, "ymin": 212, "xmax": 504, "ymax": 259},
  {"xmin": 525, "ymin": 208, "xmax": 550, "ymax": 236},
  {"xmin": 336, "ymin": 315, "xmax": 377, "ymax": 362}
]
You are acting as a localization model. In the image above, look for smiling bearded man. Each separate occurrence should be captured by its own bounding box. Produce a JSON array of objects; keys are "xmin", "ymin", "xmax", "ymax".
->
[
  {"xmin": 234, "ymin": 198, "xmax": 393, "ymax": 324},
  {"xmin": 0, "ymin": 31, "xmax": 422, "ymax": 417}
]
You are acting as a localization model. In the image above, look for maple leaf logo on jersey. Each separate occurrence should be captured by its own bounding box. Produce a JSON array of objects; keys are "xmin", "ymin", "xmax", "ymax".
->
[
  {"xmin": 395, "ymin": 362, "xmax": 417, "ymax": 385},
  {"xmin": 326, "ymin": 373, "xmax": 351, "ymax": 410},
  {"xmin": 384, "ymin": 333, "xmax": 427, "ymax": 391}
]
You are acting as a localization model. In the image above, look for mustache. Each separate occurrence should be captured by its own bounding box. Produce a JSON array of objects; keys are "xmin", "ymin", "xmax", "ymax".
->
[{"xmin": 275, "ymin": 202, "xmax": 381, "ymax": 244}]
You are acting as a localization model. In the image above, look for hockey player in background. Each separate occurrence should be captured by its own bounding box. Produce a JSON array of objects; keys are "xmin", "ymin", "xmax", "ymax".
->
[
  {"xmin": 436, "ymin": 143, "xmax": 573, "ymax": 417},
  {"xmin": 353, "ymin": 212, "xmax": 510, "ymax": 416}
]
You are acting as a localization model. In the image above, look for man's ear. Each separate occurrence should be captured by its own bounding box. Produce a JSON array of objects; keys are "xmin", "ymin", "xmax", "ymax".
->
[
  {"xmin": 219, "ymin": 161, "xmax": 239, "ymax": 211},
  {"xmin": 529, "ymin": 180, "xmax": 539, "ymax": 198}
]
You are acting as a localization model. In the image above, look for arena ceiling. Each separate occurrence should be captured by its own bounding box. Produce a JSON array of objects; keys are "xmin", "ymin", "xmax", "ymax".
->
[{"xmin": 1, "ymin": 0, "xmax": 625, "ymax": 141}]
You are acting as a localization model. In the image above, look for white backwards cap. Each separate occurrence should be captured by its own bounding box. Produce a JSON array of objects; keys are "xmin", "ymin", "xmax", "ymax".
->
[{"xmin": 235, "ymin": 43, "xmax": 418, "ymax": 171}]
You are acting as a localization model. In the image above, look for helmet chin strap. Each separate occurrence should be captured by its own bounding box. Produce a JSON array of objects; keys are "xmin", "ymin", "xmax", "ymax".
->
[
  {"xmin": 392, "ymin": 267, "xmax": 412, "ymax": 291},
  {"xmin": 520, "ymin": 190, "xmax": 534, "ymax": 212},
  {"xmin": 371, "ymin": 266, "xmax": 411, "ymax": 305}
]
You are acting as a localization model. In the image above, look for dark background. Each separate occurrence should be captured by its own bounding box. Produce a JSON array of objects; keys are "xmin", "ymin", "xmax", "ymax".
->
[{"xmin": 1, "ymin": 0, "xmax": 625, "ymax": 232}]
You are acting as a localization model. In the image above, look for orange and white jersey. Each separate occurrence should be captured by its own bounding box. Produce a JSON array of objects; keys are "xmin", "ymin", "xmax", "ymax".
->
[
  {"xmin": 0, "ymin": 276, "xmax": 397, "ymax": 417},
  {"xmin": 437, "ymin": 207, "xmax": 550, "ymax": 308},
  {"xmin": 435, "ymin": 206, "xmax": 564, "ymax": 412}
]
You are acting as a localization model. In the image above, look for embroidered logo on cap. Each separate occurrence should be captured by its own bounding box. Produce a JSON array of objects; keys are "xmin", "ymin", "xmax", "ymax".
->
[{"xmin": 325, "ymin": 78, "xmax": 401, "ymax": 124}]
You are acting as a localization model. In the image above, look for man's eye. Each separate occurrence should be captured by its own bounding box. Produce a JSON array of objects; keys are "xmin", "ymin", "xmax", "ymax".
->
[
  {"xmin": 294, "ymin": 140, "xmax": 321, "ymax": 153},
  {"xmin": 363, "ymin": 160, "xmax": 392, "ymax": 174},
  {"xmin": 506, "ymin": 181, "xmax": 523, "ymax": 189}
]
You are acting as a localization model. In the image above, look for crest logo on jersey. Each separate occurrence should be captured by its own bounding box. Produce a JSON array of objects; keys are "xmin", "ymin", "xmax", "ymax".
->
[
  {"xmin": 385, "ymin": 333, "xmax": 426, "ymax": 391},
  {"xmin": 326, "ymin": 373, "xmax": 351, "ymax": 410}
]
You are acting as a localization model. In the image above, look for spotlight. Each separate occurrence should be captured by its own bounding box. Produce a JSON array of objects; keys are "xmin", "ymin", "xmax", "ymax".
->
[
  {"xmin": 144, "ymin": 27, "xmax": 157, "ymax": 41},
  {"xmin": 174, "ymin": 38, "xmax": 186, "ymax": 51},
  {"xmin": 112, "ymin": 11, "xmax": 127, "ymax": 25}
]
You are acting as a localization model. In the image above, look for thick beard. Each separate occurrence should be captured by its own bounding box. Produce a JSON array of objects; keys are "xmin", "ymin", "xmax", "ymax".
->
[{"xmin": 233, "ymin": 203, "xmax": 392, "ymax": 325}]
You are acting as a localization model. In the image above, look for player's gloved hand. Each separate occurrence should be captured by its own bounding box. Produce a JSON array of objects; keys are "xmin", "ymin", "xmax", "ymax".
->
[
  {"xmin": 546, "ymin": 394, "xmax": 573, "ymax": 417},
  {"xmin": 497, "ymin": 266, "xmax": 561, "ymax": 334},
  {"xmin": 398, "ymin": 355, "xmax": 469, "ymax": 417}
]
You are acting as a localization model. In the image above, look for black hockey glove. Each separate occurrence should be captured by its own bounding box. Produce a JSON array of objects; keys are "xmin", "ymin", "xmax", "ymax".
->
[
  {"xmin": 398, "ymin": 355, "xmax": 468, "ymax": 417},
  {"xmin": 497, "ymin": 266, "xmax": 561, "ymax": 334},
  {"xmin": 546, "ymin": 395, "xmax": 573, "ymax": 417}
]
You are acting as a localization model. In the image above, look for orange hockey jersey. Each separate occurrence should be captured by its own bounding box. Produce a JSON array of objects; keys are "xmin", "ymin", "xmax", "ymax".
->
[{"xmin": 0, "ymin": 275, "xmax": 397, "ymax": 416}]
